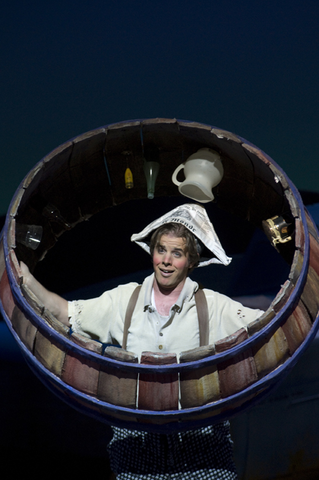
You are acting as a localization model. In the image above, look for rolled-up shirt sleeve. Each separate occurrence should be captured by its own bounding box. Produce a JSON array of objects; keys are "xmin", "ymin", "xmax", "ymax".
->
[
  {"xmin": 205, "ymin": 289, "xmax": 264, "ymax": 343},
  {"xmin": 68, "ymin": 282, "xmax": 139, "ymax": 344}
]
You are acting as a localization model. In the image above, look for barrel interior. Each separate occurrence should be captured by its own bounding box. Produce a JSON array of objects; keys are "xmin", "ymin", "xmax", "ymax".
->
[{"xmin": 13, "ymin": 120, "xmax": 294, "ymax": 271}]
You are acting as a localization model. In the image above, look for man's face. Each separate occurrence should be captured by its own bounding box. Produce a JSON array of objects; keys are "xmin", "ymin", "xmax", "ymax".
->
[{"xmin": 152, "ymin": 233, "xmax": 193, "ymax": 291}]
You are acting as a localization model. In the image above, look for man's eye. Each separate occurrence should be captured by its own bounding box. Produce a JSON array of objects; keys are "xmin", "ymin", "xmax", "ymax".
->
[{"xmin": 173, "ymin": 252, "xmax": 182, "ymax": 257}]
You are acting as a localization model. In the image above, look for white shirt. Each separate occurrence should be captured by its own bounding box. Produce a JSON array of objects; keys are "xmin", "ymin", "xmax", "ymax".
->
[{"xmin": 69, "ymin": 273, "xmax": 263, "ymax": 360}]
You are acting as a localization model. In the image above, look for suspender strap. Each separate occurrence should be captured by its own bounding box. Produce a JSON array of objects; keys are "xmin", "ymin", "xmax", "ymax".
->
[
  {"xmin": 122, "ymin": 285, "xmax": 209, "ymax": 349},
  {"xmin": 194, "ymin": 288, "xmax": 209, "ymax": 346},
  {"xmin": 122, "ymin": 285, "xmax": 141, "ymax": 349}
]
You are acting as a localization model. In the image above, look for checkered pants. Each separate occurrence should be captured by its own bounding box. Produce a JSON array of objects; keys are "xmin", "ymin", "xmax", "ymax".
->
[{"xmin": 107, "ymin": 422, "xmax": 237, "ymax": 479}]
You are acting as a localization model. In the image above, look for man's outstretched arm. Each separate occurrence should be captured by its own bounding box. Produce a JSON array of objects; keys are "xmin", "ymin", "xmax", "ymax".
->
[{"xmin": 20, "ymin": 261, "xmax": 70, "ymax": 327}]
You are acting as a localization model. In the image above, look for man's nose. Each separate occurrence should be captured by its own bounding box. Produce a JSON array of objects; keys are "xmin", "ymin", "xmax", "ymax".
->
[{"xmin": 162, "ymin": 253, "xmax": 172, "ymax": 265}]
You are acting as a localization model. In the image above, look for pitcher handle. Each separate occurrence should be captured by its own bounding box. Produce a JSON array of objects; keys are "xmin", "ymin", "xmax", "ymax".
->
[{"xmin": 172, "ymin": 164, "xmax": 185, "ymax": 186}]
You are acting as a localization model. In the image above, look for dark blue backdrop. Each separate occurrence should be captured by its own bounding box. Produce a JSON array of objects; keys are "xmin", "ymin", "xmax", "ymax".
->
[{"xmin": 1, "ymin": 0, "xmax": 319, "ymax": 215}]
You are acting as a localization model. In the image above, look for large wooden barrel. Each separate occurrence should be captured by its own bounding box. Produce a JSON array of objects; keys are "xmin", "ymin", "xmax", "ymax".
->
[{"xmin": 1, "ymin": 118, "xmax": 319, "ymax": 433}]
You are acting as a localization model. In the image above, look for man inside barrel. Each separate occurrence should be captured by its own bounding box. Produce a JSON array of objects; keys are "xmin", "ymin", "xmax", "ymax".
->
[{"xmin": 21, "ymin": 203, "xmax": 264, "ymax": 480}]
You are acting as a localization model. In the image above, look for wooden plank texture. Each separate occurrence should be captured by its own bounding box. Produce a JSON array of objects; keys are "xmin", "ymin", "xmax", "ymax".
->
[
  {"xmin": 21, "ymin": 284, "xmax": 44, "ymax": 316},
  {"xmin": 0, "ymin": 270, "xmax": 15, "ymax": 319},
  {"xmin": 301, "ymin": 266, "xmax": 319, "ymax": 322},
  {"xmin": 247, "ymin": 309, "xmax": 276, "ymax": 336},
  {"xmin": 252, "ymin": 327, "xmax": 289, "ymax": 378},
  {"xmin": 98, "ymin": 346, "xmax": 138, "ymax": 408},
  {"xmin": 11, "ymin": 305, "xmax": 37, "ymax": 352},
  {"xmin": 309, "ymin": 233, "xmax": 319, "ymax": 277},
  {"xmin": 216, "ymin": 328, "xmax": 258, "ymax": 398},
  {"xmin": 42, "ymin": 308, "xmax": 70, "ymax": 337},
  {"xmin": 138, "ymin": 352, "xmax": 179, "ymax": 411},
  {"xmin": 34, "ymin": 329, "xmax": 66, "ymax": 377},
  {"xmin": 180, "ymin": 345, "xmax": 220, "ymax": 408},
  {"xmin": 61, "ymin": 332, "xmax": 103, "ymax": 396},
  {"xmin": 281, "ymin": 301, "xmax": 312, "ymax": 354},
  {"xmin": 271, "ymin": 280, "xmax": 294, "ymax": 314},
  {"xmin": 288, "ymin": 249, "xmax": 304, "ymax": 285},
  {"xmin": 295, "ymin": 218, "xmax": 305, "ymax": 252},
  {"xmin": 0, "ymin": 239, "xmax": 5, "ymax": 282}
]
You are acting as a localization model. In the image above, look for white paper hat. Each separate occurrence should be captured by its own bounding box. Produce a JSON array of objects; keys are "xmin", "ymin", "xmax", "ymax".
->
[{"xmin": 131, "ymin": 203, "xmax": 232, "ymax": 267}]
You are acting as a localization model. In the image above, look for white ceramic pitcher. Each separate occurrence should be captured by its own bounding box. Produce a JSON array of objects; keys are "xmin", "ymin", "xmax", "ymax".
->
[{"xmin": 172, "ymin": 148, "xmax": 224, "ymax": 203}]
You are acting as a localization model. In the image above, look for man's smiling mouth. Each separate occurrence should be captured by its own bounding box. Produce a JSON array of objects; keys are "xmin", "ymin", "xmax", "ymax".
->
[{"xmin": 159, "ymin": 268, "xmax": 173, "ymax": 275}]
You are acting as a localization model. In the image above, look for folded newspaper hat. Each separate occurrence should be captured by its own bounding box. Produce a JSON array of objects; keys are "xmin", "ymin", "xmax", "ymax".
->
[{"xmin": 131, "ymin": 203, "xmax": 231, "ymax": 267}]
